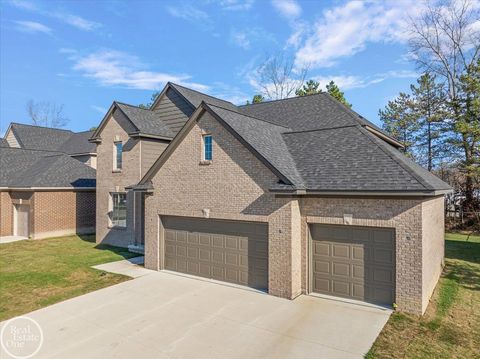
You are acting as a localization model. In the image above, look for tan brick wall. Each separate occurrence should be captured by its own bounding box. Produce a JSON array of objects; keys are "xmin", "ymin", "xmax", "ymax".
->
[
  {"xmin": 144, "ymin": 112, "xmax": 301, "ymax": 298},
  {"xmin": 301, "ymin": 197, "xmax": 425, "ymax": 314},
  {"xmin": 421, "ymin": 196, "xmax": 445, "ymax": 312},
  {"xmin": 0, "ymin": 191, "xmax": 13, "ymax": 236},
  {"xmin": 95, "ymin": 110, "xmax": 141, "ymax": 247},
  {"xmin": 143, "ymin": 110, "xmax": 445, "ymax": 314},
  {"xmin": 33, "ymin": 191, "xmax": 95, "ymax": 239}
]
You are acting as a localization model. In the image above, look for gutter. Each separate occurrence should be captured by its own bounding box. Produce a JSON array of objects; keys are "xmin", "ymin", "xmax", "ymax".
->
[
  {"xmin": 269, "ymin": 189, "xmax": 453, "ymax": 197},
  {"xmin": 129, "ymin": 132, "xmax": 173, "ymax": 141},
  {"xmin": 364, "ymin": 125, "xmax": 404, "ymax": 149}
]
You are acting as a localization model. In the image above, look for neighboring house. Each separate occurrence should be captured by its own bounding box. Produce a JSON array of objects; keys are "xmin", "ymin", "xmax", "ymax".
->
[
  {"xmin": 0, "ymin": 146, "xmax": 96, "ymax": 239},
  {"xmin": 93, "ymin": 82, "xmax": 451, "ymax": 315},
  {"xmin": 3, "ymin": 123, "xmax": 97, "ymax": 168}
]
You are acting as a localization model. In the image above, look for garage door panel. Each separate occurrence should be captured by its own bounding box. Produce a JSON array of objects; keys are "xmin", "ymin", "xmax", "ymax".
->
[
  {"xmin": 199, "ymin": 249, "xmax": 210, "ymax": 261},
  {"xmin": 373, "ymin": 249, "xmax": 394, "ymax": 265},
  {"xmin": 177, "ymin": 259, "xmax": 187, "ymax": 272},
  {"xmin": 333, "ymin": 262, "xmax": 350, "ymax": 277},
  {"xmin": 332, "ymin": 244, "xmax": 350, "ymax": 259},
  {"xmin": 352, "ymin": 246, "xmax": 364, "ymax": 261},
  {"xmin": 332, "ymin": 281, "xmax": 350, "ymax": 296},
  {"xmin": 313, "ymin": 242, "xmax": 330, "ymax": 256},
  {"xmin": 163, "ymin": 216, "xmax": 268, "ymax": 290},
  {"xmin": 199, "ymin": 234, "xmax": 210, "ymax": 246},
  {"xmin": 188, "ymin": 233, "xmax": 199, "ymax": 245},
  {"xmin": 311, "ymin": 224, "xmax": 395, "ymax": 306},
  {"xmin": 314, "ymin": 278, "xmax": 330, "ymax": 292}
]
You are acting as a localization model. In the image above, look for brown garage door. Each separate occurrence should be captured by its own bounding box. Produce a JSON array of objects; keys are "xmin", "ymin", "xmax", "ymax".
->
[
  {"xmin": 162, "ymin": 216, "xmax": 268, "ymax": 290},
  {"xmin": 310, "ymin": 224, "xmax": 395, "ymax": 306}
]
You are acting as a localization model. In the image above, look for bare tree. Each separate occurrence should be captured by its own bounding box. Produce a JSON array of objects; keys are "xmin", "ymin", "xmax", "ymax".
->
[
  {"xmin": 26, "ymin": 100, "xmax": 69, "ymax": 128},
  {"xmin": 255, "ymin": 53, "xmax": 308, "ymax": 100},
  {"xmin": 408, "ymin": 0, "xmax": 480, "ymax": 210}
]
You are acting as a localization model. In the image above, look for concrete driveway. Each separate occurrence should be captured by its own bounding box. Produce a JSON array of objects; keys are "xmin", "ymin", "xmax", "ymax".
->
[{"xmin": 1, "ymin": 269, "xmax": 391, "ymax": 359}]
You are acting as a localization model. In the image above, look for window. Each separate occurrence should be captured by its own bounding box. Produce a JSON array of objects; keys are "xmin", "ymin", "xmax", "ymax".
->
[
  {"xmin": 110, "ymin": 193, "xmax": 127, "ymax": 227},
  {"xmin": 114, "ymin": 142, "xmax": 123, "ymax": 170},
  {"xmin": 203, "ymin": 135, "xmax": 212, "ymax": 161}
]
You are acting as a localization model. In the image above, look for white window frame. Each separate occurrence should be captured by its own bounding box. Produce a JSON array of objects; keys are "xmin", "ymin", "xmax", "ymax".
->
[
  {"xmin": 109, "ymin": 192, "xmax": 127, "ymax": 228},
  {"xmin": 202, "ymin": 134, "xmax": 212, "ymax": 161}
]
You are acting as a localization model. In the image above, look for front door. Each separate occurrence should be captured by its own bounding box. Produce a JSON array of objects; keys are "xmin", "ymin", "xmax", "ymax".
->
[{"xmin": 15, "ymin": 204, "xmax": 29, "ymax": 237}]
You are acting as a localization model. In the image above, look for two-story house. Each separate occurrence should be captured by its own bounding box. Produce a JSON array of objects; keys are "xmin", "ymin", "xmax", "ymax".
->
[{"xmin": 92, "ymin": 82, "xmax": 450, "ymax": 315}]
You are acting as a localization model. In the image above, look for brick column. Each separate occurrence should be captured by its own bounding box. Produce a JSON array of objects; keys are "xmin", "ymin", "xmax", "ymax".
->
[{"xmin": 268, "ymin": 199, "xmax": 302, "ymax": 299}]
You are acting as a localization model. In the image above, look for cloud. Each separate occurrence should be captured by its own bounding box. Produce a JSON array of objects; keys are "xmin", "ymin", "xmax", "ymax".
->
[
  {"xmin": 51, "ymin": 13, "xmax": 100, "ymax": 31},
  {"xmin": 271, "ymin": 0, "xmax": 301, "ymax": 19},
  {"xmin": 231, "ymin": 30, "xmax": 251, "ymax": 49},
  {"xmin": 166, "ymin": 4, "xmax": 210, "ymax": 22},
  {"xmin": 14, "ymin": 20, "xmax": 52, "ymax": 34},
  {"xmin": 8, "ymin": 0, "xmax": 100, "ymax": 31},
  {"xmin": 294, "ymin": 1, "xmax": 425, "ymax": 69},
  {"xmin": 313, "ymin": 70, "xmax": 419, "ymax": 90},
  {"xmin": 67, "ymin": 49, "xmax": 209, "ymax": 91},
  {"xmin": 217, "ymin": 0, "xmax": 254, "ymax": 11},
  {"xmin": 91, "ymin": 105, "xmax": 108, "ymax": 114},
  {"xmin": 210, "ymin": 82, "xmax": 250, "ymax": 104}
]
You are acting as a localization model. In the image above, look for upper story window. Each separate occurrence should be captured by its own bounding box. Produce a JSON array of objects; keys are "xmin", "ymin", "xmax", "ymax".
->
[
  {"xmin": 114, "ymin": 141, "xmax": 123, "ymax": 171},
  {"xmin": 110, "ymin": 192, "xmax": 127, "ymax": 228},
  {"xmin": 203, "ymin": 135, "xmax": 212, "ymax": 161}
]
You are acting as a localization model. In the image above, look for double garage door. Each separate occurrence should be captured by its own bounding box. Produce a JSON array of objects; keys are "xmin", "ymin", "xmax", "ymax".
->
[
  {"xmin": 310, "ymin": 224, "xmax": 395, "ymax": 306},
  {"xmin": 162, "ymin": 217, "xmax": 395, "ymax": 306},
  {"xmin": 163, "ymin": 216, "xmax": 268, "ymax": 290}
]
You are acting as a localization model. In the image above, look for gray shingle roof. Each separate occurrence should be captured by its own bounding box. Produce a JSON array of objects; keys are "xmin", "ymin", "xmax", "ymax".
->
[
  {"xmin": 169, "ymin": 83, "xmax": 238, "ymax": 110},
  {"xmin": 0, "ymin": 147, "xmax": 95, "ymax": 188},
  {"xmin": 116, "ymin": 102, "xmax": 175, "ymax": 138},
  {"xmin": 58, "ymin": 130, "xmax": 96, "ymax": 155},
  {"xmin": 10, "ymin": 123, "xmax": 74, "ymax": 151},
  {"xmin": 7, "ymin": 123, "xmax": 96, "ymax": 155},
  {"xmin": 123, "ymin": 83, "xmax": 452, "ymax": 195},
  {"xmin": 238, "ymin": 93, "xmax": 388, "ymax": 133},
  {"xmin": 207, "ymin": 104, "xmax": 304, "ymax": 188},
  {"xmin": 198, "ymin": 97, "xmax": 451, "ymax": 194}
]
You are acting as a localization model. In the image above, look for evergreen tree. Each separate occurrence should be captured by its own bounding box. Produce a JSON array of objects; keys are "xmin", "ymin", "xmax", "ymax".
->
[
  {"xmin": 379, "ymin": 92, "xmax": 419, "ymax": 157},
  {"xmin": 410, "ymin": 73, "xmax": 449, "ymax": 171},
  {"xmin": 326, "ymin": 81, "xmax": 352, "ymax": 108},
  {"xmin": 295, "ymin": 80, "xmax": 321, "ymax": 96},
  {"xmin": 252, "ymin": 94, "xmax": 264, "ymax": 103}
]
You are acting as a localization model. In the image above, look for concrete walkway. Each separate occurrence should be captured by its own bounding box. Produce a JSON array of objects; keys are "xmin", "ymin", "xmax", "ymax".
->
[
  {"xmin": 0, "ymin": 235, "xmax": 28, "ymax": 244},
  {"xmin": 0, "ymin": 267, "xmax": 391, "ymax": 359},
  {"xmin": 92, "ymin": 256, "xmax": 151, "ymax": 278}
]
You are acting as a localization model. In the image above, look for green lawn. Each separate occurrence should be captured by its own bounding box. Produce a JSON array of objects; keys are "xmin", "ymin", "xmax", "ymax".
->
[
  {"xmin": 366, "ymin": 232, "xmax": 480, "ymax": 358},
  {"xmin": 0, "ymin": 234, "xmax": 137, "ymax": 321}
]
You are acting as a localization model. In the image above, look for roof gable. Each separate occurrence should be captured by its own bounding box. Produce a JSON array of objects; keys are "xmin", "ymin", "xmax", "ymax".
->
[
  {"xmin": 8, "ymin": 123, "xmax": 73, "ymax": 151},
  {"xmin": 0, "ymin": 147, "xmax": 95, "ymax": 188}
]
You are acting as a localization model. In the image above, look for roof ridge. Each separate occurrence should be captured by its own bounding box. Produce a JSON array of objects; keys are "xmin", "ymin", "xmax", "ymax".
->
[
  {"xmin": 0, "ymin": 146, "xmax": 65, "ymax": 155},
  {"xmin": 10, "ymin": 122, "xmax": 73, "ymax": 133},
  {"xmin": 169, "ymin": 82, "xmax": 235, "ymax": 105},
  {"xmin": 356, "ymin": 126, "xmax": 432, "ymax": 190},
  {"xmin": 114, "ymin": 101, "xmax": 151, "ymax": 111},
  {"xmin": 283, "ymin": 124, "xmax": 359, "ymax": 135},
  {"xmin": 238, "ymin": 92, "xmax": 326, "ymax": 108},
  {"xmin": 206, "ymin": 103, "xmax": 291, "ymax": 130}
]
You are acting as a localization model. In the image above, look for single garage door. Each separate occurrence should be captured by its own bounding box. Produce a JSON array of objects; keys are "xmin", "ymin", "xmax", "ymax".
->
[
  {"xmin": 310, "ymin": 224, "xmax": 395, "ymax": 306},
  {"xmin": 162, "ymin": 216, "xmax": 268, "ymax": 290}
]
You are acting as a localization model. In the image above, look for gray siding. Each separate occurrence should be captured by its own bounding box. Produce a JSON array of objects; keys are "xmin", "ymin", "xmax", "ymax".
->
[
  {"xmin": 141, "ymin": 139, "xmax": 169, "ymax": 176},
  {"xmin": 152, "ymin": 88, "xmax": 193, "ymax": 135},
  {"xmin": 6, "ymin": 130, "xmax": 20, "ymax": 148}
]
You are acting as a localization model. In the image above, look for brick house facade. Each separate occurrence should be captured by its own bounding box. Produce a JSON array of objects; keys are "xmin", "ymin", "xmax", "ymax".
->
[
  {"xmin": 0, "ymin": 190, "xmax": 95, "ymax": 239},
  {"xmin": 142, "ymin": 111, "xmax": 446, "ymax": 315}
]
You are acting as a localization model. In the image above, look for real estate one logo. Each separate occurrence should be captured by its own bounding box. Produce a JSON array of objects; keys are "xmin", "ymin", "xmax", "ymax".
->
[{"xmin": 1, "ymin": 316, "xmax": 43, "ymax": 359}]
